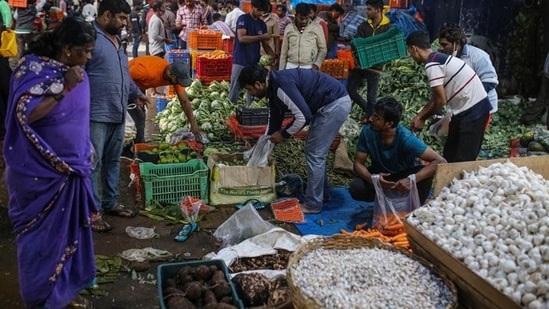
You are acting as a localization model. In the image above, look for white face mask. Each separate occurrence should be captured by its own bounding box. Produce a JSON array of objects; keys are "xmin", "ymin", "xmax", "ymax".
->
[{"xmin": 451, "ymin": 42, "xmax": 458, "ymax": 57}]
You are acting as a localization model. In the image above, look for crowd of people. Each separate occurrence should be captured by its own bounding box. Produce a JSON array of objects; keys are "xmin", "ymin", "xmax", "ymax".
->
[{"xmin": 0, "ymin": 0, "xmax": 548, "ymax": 307}]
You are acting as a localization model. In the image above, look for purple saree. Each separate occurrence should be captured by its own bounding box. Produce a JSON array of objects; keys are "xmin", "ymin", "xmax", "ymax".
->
[{"xmin": 4, "ymin": 55, "xmax": 98, "ymax": 309}]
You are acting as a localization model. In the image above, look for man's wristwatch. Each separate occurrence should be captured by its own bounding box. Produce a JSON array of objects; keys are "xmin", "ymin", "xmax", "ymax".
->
[{"xmin": 53, "ymin": 93, "xmax": 65, "ymax": 101}]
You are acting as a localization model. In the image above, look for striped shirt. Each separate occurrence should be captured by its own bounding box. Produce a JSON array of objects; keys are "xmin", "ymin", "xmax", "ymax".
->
[{"xmin": 425, "ymin": 52, "xmax": 487, "ymax": 116}]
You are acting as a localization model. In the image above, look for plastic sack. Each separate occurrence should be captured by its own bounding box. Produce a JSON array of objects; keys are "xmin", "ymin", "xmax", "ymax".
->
[
  {"xmin": 0, "ymin": 31, "xmax": 17, "ymax": 58},
  {"xmin": 169, "ymin": 127, "xmax": 210, "ymax": 144},
  {"xmin": 429, "ymin": 114, "xmax": 450, "ymax": 145},
  {"xmin": 244, "ymin": 135, "xmax": 273, "ymax": 167},
  {"xmin": 372, "ymin": 174, "xmax": 420, "ymax": 234},
  {"xmin": 213, "ymin": 203, "xmax": 275, "ymax": 248},
  {"xmin": 180, "ymin": 196, "xmax": 215, "ymax": 223}
]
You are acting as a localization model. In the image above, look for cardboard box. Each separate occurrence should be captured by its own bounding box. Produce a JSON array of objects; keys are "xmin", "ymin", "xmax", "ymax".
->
[
  {"xmin": 433, "ymin": 156, "xmax": 549, "ymax": 196},
  {"xmin": 207, "ymin": 153, "xmax": 277, "ymax": 205},
  {"xmin": 406, "ymin": 156, "xmax": 549, "ymax": 309}
]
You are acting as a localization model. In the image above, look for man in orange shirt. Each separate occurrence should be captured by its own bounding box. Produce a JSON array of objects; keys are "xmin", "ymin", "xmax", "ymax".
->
[{"xmin": 128, "ymin": 55, "xmax": 201, "ymax": 143}]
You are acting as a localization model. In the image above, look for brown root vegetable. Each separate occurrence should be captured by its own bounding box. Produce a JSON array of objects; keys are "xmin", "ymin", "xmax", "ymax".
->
[
  {"xmin": 202, "ymin": 303, "xmax": 238, "ymax": 309},
  {"xmin": 209, "ymin": 264, "xmax": 219, "ymax": 274},
  {"xmin": 184, "ymin": 281, "xmax": 203, "ymax": 301},
  {"xmin": 163, "ymin": 287, "xmax": 185, "ymax": 298},
  {"xmin": 268, "ymin": 276, "xmax": 290, "ymax": 307},
  {"xmin": 212, "ymin": 281, "xmax": 232, "ymax": 300},
  {"xmin": 219, "ymin": 296, "xmax": 233, "ymax": 304},
  {"xmin": 166, "ymin": 295, "xmax": 196, "ymax": 309},
  {"xmin": 202, "ymin": 289, "xmax": 217, "ymax": 305},
  {"xmin": 210, "ymin": 270, "xmax": 226, "ymax": 285},
  {"xmin": 164, "ymin": 278, "xmax": 177, "ymax": 289},
  {"xmin": 195, "ymin": 264, "xmax": 212, "ymax": 281},
  {"xmin": 231, "ymin": 273, "xmax": 271, "ymax": 307}
]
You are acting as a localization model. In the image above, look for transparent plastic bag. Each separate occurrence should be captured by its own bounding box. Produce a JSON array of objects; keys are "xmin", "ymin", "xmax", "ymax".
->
[
  {"xmin": 429, "ymin": 114, "xmax": 450, "ymax": 145},
  {"xmin": 244, "ymin": 135, "xmax": 274, "ymax": 167},
  {"xmin": 180, "ymin": 196, "xmax": 215, "ymax": 223},
  {"xmin": 371, "ymin": 174, "xmax": 420, "ymax": 233},
  {"xmin": 213, "ymin": 204, "xmax": 275, "ymax": 248},
  {"xmin": 125, "ymin": 226, "xmax": 158, "ymax": 239}
]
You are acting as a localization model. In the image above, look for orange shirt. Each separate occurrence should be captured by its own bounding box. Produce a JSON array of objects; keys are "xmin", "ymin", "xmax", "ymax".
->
[{"xmin": 128, "ymin": 56, "xmax": 185, "ymax": 92}]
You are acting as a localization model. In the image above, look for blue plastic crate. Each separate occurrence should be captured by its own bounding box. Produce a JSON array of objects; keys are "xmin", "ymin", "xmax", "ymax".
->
[
  {"xmin": 339, "ymin": 11, "xmax": 367, "ymax": 39},
  {"xmin": 166, "ymin": 49, "xmax": 191, "ymax": 64},
  {"xmin": 157, "ymin": 259, "xmax": 244, "ymax": 309},
  {"xmin": 155, "ymin": 95, "xmax": 169, "ymax": 113}
]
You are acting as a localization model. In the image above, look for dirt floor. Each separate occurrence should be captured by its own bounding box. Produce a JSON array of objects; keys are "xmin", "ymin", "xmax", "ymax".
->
[{"xmin": 0, "ymin": 158, "xmax": 298, "ymax": 309}]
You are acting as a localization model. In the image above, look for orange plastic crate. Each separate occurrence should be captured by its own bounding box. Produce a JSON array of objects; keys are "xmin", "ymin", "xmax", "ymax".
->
[
  {"xmin": 241, "ymin": 1, "xmax": 252, "ymax": 13},
  {"xmin": 8, "ymin": 0, "xmax": 27, "ymax": 8},
  {"xmin": 196, "ymin": 55, "xmax": 232, "ymax": 77},
  {"xmin": 188, "ymin": 30, "xmax": 223, "ymax": 50},
  {"xmin": 222, "ymin": 37, "xmax": 234, "ymax": 54},
  {"xmin": 320, "ymin": 59, "xmax": 349, "ymax": 79}
]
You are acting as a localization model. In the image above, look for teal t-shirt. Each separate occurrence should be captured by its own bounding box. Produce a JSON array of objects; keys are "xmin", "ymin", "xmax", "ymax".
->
[{"xmin": 356, "ymin": 124, "xmax": 427, "ymax": 174}]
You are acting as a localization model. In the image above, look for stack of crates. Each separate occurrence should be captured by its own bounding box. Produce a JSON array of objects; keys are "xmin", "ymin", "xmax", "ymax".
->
[{"xmin": 187, "ymin": 29, "xmax": 224, "ymax": 78}]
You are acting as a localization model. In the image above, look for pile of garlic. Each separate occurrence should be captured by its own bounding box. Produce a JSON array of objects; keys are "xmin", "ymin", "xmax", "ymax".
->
[{"xmin": 407, "ymin": 161, "xmax": 549, "ymax": 308}]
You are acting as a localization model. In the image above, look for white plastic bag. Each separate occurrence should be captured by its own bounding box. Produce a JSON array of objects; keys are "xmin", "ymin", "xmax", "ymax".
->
[
  {"xmin": 213, "ymin": 204, "xmax": 274, "ymax": 248},
  {"xmin": 244, "ymin": 135, "xmax": 274, "ymax": 167},
  {"xmin": 372, "ymin": 174, "xmax": 421, "ymax": 231}
]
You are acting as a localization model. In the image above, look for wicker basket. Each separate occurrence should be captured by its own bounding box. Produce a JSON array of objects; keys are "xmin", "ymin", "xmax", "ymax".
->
[{"xmin": 286, "ymin": 235, "xmax": 458, "ymax": 309}]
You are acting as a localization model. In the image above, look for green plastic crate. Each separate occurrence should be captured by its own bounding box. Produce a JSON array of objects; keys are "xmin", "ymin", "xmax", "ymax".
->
[
  {"xmin": 157, "ymin": 259, "xmax": 244, "ymax": 309},
  {"xmin": 139, "ymin": 159, "xmax": 209, "ymax": 205},
  {"xmin": 351, "ymin": 27, "xmax": 407, "ymax": 69}
]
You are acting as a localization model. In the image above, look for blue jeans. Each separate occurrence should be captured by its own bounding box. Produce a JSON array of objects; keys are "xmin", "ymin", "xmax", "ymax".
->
[
  {"xmin": 302, "ymin": 95, "xmax": 352, "ymax": 210},
  {"xmin": 229, "ymin": 63, "xmax": 253, "ymax": 105},
  {"xmin": 90, "ymin": 121, "xmax": 125, "ymax": 210},
  {"xmin": 132, "ymin": 33, "xmax": 141, "ymax": 58}
]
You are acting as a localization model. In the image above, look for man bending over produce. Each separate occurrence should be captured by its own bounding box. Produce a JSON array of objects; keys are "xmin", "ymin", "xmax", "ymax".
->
[
  {"xmin": 128, "ymin": 56, "xmax": 201, "ymax": 143},
  {"xmin": 239, "ymin": 64, "xmax": 351, "ymax": 213},
  {"xmin": 349, "ymin": 97, "xmax": 446, "ymax": 204},
  {"xmin": 406, "ymin": 30, "xmax": 490, "ymax": 162}
]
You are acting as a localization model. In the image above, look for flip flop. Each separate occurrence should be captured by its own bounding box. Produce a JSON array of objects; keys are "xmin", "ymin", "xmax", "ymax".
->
[
  {"xmin": 174, "ymin": 222, "xmax": 198, "ymax": 242},
  {"xmin": 235, "ymin": 199, "xmax": 265, "ymax": 210}
]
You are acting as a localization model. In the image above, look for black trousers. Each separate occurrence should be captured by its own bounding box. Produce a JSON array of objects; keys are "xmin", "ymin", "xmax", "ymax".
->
[
  {"xmin": 0, "ymin": 57, "xmax": 12, "ymax": 137},
  {"xmin": 348, "ymin": 165, "xmax": 433, "ymax": 205}
]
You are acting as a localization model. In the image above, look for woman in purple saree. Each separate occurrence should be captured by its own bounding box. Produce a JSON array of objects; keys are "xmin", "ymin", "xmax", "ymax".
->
[{"xmin": 4, "ymin": 17, "xmax": 98, "ymax": 309}]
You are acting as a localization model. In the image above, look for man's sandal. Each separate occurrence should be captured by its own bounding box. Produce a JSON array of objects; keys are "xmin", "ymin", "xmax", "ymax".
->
[{"xmin": 104, "ymin": 204, "xmax": 137, "ymax": 218}]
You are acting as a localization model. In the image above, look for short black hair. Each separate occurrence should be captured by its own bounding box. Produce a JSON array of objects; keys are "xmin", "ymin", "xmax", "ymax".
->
[
  {"xmin": 98, "ymin": 0, "xmax": 131, "ymax": 16},
  {"xmin": 309, "ymin": 3, "xmax": 317, "ymax": 13},
  {"xmin": 212, "ymin": 12, "xmax": 222, "ymax": 21},
  {"xmin": 295, "ymin": 3, "xmax": 310, "ymax": 16},
  {"xmin": 406, "ymin": 30, "xmax": 431, "ymax": 49},
  {"xmin": 152, "ymin": 0, "xmax": 164, "ymax": 11},
  {"xmin": 329, "ymin": 3, "xmax": 344, "ymax": 14},
  {"xmin": 438, "ymin": 24, "xmax": 467, "ymax": 46},
  {"xmin": 366, "ymin": 0, "xmax": 384, "ymax": 10},
  {"xmin": 373, "ymin": 97, "xmax": 403, "ymax": 127},
  {"xmin": 238, "ymin": 64, "xmax": 268, "ymax": 88},
  {"xmin": 252, "ymin": 0, "xmax": 270, "ymax": 12}
]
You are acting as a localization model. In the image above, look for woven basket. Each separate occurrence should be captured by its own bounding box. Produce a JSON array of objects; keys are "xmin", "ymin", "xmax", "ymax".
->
[{"xmin": 286, "ymin": 235, "xmax": 458, "ymax": 309}]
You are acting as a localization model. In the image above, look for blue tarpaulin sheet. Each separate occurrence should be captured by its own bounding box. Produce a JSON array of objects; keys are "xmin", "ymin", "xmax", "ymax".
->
[{"xmin": 293, "ymin": 187, "xmax": 375, "ymax": 236}]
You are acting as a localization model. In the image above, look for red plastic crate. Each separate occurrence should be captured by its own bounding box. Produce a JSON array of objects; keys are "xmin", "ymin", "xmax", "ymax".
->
[
  {"xmin": 321, "ymin": 59, "xmax": 349, "ymax": 79},
  {"xmin": 188, "ymin": 30, "xmax": 223, "ymax": 50},
  {"xmin": 222, "ymin": 37, "xmax": 234, "ymax": 54},
  {"xmin": 196, "ymin": 55, "xmax": 232, "ymax": 78}
]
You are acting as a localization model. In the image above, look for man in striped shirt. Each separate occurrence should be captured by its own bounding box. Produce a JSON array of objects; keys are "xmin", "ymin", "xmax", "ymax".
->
[{"xmin": 406, "ymin": 30, "xmax": 491, "ymax": 163}]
